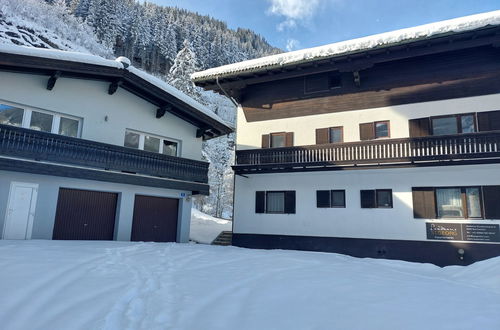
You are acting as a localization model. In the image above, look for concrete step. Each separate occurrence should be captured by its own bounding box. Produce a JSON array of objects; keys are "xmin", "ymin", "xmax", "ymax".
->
[{"xmin": 212, "ymin": 231, "xmax": 233, "ymax": 246}]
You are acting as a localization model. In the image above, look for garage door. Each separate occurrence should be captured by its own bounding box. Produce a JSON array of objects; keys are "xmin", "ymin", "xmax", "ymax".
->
[
  {"xmin": 131, "ymin": 195, "xmax": 179, "ymax": 242},
  {"xmin": 52, "ymin": 188, "xmax": 118, "ymax": 240}
]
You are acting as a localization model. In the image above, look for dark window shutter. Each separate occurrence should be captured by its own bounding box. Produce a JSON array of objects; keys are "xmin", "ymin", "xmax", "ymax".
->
[
  {"xmin": 255, "ymin": 191, "xmax": 266, "ymax": 213},
  {"xmin": 316, "ymin": 190, "xmax": 330, "ymax": 208},
  {"xmin": 482, "ymin": 186, "xmax": 500, "ymax": 219},
  {"xmin": 284, "ymin": 191, "xmax": 296, "ymax": 214},
  {"xmin": 316, "ymin": 128, "xmax": 329, "ymax": 144},
  {"xmin": 478, "ymin": 110, "xmax": 500, "ymax": 132},
  {"xmin": 360, "ymin": 190, "xmax": 376, "ymax": 208},
  {"xmin": 359, "ymin": 123, "xmax": 375, "ymax": 140},
  {"xmin": 409, "ymin": 118, "xmax": 431, "ymax": 137},
  {"xmin": 412, "ymin": 187, "xmax": 436, "ymax": 219},
  {"xmin": 261, "ymin": 134, "xmax": 270, "ymax": 148},
  {"xmin": 285, "ymin": 132, "xmax": 294, "ymax": 147},
  {"xmin": 477, "ymin": 112, "xmax": 491, "ymax": 132}
]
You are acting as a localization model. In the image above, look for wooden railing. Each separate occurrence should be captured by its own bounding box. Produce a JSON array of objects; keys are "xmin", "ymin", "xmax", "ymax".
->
[
  {"xmin": 235, "ymin": 131, "xmax": 500, "ymax": 171},
  {"xmin": 0, "ymin": 124, "xmax": 209, "ymax": 183}
]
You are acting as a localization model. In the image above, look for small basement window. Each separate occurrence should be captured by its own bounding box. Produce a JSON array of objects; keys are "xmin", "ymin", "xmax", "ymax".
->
[
  {"xmin": 317, "ymin": 190, "xmax": 346, "ymax": 208},
  {"xmin": 360, "ymin": 189, "xmax": 393, "ymax": 208}
]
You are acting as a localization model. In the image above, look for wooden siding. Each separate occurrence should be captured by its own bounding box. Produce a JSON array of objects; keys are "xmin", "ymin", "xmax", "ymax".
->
[
  {"xmin": 53, "ymin": 188, "xmax": 117, "ymax": 240},
  {"xmin": 240, "ymin": 47, "xmax": 500, "ymax": 122}
]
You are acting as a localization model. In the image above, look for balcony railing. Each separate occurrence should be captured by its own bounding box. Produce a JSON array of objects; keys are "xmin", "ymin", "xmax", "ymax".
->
[
  {"xmin": 0, "ymin": 124, "xmax": 208, "ymax": 183},
  {"xmin": 235, "ymin": 131, "xmax": 500, "ymax": 173}
]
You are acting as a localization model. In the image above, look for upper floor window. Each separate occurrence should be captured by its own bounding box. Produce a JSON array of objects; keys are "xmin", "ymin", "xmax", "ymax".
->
[
  {"xmin": 409, "ymin": 113, "xmax": 478, "ymax": 137},
  {"xmin": 124, "ymin": 129, "xmax": 179, "ymax": 156},
  {"xmin": 261, "ymin": 132, "xmax": 294, "ymax": 148},
  {"xmin": 431, "ymin": 113, "xmax": 476, "ymax": 135},
  {"xmin": 360, "ymin": 121, "xmax": 390, "ymax": 140},
  {"xmin": 304, "ymin": 72, "xmax": 342, "ymax": 94},
  {"xmin": 0, "ymin": 102, "xmax": 81, "ymax": 137},
  {"xmin": 316, "ymin": 127, "xmax": 343, "ymax": 144}
]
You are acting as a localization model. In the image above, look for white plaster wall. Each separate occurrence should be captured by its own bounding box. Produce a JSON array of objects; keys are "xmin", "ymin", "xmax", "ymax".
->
[
  {"xmin": 0, "ymin": 171, "xmax": 192, "ymax": 242},
  {"xmin": 236, "ymin": 93, "xmax": 500, "ymax": 149},
  {"xmin": 233, "ymin": 164, "xmax": 500, "ymax": 241},
  {"xmin": 0, "ymin": 71, "xmax": 203, "ymax": 160}
]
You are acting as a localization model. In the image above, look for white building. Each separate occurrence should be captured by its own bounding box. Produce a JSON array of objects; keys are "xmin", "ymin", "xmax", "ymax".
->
[
  {"xmin": 193, "ymin": 11, "xmax": 500, "ymax": 265},
  {"xmin": 0, "ymin": 45, "xmax": 232, "ymax": 243}
]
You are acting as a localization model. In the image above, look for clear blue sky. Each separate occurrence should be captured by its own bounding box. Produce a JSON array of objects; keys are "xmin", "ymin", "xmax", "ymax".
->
[{"xmin": 151, "ymin": 0, "xmax": 500, "ymax": 51}]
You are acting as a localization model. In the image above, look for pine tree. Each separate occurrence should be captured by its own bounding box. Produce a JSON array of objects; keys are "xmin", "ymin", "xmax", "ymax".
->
[{"xmin": 168, "ymin": 39, "xmax": 202, "ymax": 100}]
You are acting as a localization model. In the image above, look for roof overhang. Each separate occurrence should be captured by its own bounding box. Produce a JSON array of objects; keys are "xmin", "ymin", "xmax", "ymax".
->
[
  {"xmin": 0, "ymin": 50, "xmax": 233, "ymax": 140},
  {"xmin": 193, "ymin": 22, "xmax": 500, "ymax": 95}
]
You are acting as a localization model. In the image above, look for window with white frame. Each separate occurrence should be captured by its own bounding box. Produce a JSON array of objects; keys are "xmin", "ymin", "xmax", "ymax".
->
[
  {"xmin": 0, "ymin": 102, "xmax": 81, "ymax": 138},
  {"xmin": 124, "ymin": 129, "xmax": 179, "ymax": 156}
]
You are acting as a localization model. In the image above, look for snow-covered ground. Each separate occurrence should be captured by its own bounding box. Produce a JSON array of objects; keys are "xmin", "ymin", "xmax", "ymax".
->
[
  {"xmin": 0, "ymin": 240, "xmax": 499, "ymax": 330},
  {"xmin": 190, "ymin": 208, "xmax": 232, "ymax": 244}
]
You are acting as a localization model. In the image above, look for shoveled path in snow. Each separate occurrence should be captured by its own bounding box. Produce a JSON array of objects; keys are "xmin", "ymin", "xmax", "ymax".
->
[{"xmin": 0, "ymin": 240, "xmax": 499, "ymax": 330}]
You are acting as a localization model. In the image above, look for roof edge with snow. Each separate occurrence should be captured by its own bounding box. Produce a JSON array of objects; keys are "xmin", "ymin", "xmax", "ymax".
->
[
  {"xmin": 0, "ymin": 44, "xmax": 233, "ymax": 139},
  {"xmin": 192, "ymin": 10, "xmax": 500, "ymax": 82}
]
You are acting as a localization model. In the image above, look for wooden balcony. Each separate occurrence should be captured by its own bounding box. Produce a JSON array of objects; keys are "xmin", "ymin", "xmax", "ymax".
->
[
  {"xmin": 0, "ymin": 124, "xmax": 209, "ymax": 190},
  {"xmin": 234, "ymin": 131, "xmax": 500, "ymax": 174}
]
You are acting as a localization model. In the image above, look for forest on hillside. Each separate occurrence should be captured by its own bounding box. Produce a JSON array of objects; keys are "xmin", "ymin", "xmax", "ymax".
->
[{"xmin": 0, "ymin": 0, "xmax": 281, "ymax": 218}]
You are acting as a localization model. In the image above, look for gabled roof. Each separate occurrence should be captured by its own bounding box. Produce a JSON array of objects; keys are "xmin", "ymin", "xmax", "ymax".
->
[
  {"xmin": 0, "ymin": 44, "xmax": 233, "ymax": 139},
  {"xmin": 192, "ymin": 10, "xmax": 500, "ymax": 83}
]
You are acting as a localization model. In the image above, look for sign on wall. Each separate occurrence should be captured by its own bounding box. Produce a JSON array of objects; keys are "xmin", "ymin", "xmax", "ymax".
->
[{"xmin": 426, "ymin": 223, "xmax": 500, "ymax": 242}]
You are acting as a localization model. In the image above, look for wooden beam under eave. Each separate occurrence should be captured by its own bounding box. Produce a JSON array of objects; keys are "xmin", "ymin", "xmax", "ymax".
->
[
  {"xmin": 108, "ymin": 79, "xmax": 123, "ymax": 95},
  {"xmin": 46, "ymin": 71, "xmax": 61, "ymax": 91}
]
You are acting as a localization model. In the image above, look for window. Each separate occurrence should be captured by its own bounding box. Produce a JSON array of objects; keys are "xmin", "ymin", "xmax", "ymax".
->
[
  {"xmin": 262, "ymin": 132, "xmax": 294, "ymax": 148},
  {"xmin": 316, "ymin": 127, "xmax": 343, "ymax": 144},
  {"xmin": 360, "ymin": 189, "xmax": 393, "ymax": 208},
  {"xmin": 124, "ymin": 131, "xmax": 140, "ymax": 149},
  {"xmin": 123, "ymin": 129, "xmax": 179, "ymax": 156},
  {"xmin": 431, "ymin": 114, "xmax": 476, "ymax": 135},
  {"xmin": 266, "ymin": 192, "xmax": 285, "ymax": 213},
  {"xmin": 317, "ymin": 190, "xmax": 346, "ymax": 208},
  {"xmin": 375, "ymin": 121, "xmax": 390, "ymax": 138},
  {"xmin": 359, "ymin": 121, "xmax": 390, "ymax": 140},
  {"xmin": 256, "ymin": 191, "xmax": 296, "ymax": 214},
  {"xmin": 0, "ymin": 102, "xmax": 81, "ymax": 137},
  {"xmin": 0, "ymin": 104, "xmax": 23, "ymax": 126},
  {"xmin": 329, "ymin": 127, "xmax": 343, "ymax": 143},
  {"xmin": 412, "ymin": 186, "xmax": 494, "ymax": 220},
  {"xmin": 30, "ymin": 111, "xmax": 53, "ymax": 133},
  {"xmin": 436, "ymin": 187, "xmax": 482, "ymax": 219},
  {"xmin": 304, "ymin": 72, "xmax": 342, "ymax": 94},
  {"xmin": 270, "ymin": 132, "xmax": 286, "ymax": 148},
  {"xmin": 59, "ymin": 117, "xmax": 79, "ymax": 137}
]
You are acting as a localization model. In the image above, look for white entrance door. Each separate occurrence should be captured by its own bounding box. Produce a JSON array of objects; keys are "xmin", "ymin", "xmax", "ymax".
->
[{"xmin": 3, "ymin": 182, "xmax": 38, "ymax": 239}]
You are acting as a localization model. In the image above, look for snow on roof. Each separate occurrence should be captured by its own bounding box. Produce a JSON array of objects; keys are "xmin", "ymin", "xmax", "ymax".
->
[
  {"xmin": 127, "ymin": 67, "xmax": 234, "ymax": 129},
  {"xmin": 0, "ymin": 44, "xmax": 231, "ymax": 130},
  {"xmin": 192, "ymin": 10, "xmax": 500, "ymax": 81},
  {"xmin": 0, "ymin": 43, "xmax": 123, "ymax": 69}
]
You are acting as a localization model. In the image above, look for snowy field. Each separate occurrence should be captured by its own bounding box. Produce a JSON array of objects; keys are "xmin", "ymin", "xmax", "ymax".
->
[{"xmin": 0, "ymin": 241, "xmax": 499, "ymax": 330}]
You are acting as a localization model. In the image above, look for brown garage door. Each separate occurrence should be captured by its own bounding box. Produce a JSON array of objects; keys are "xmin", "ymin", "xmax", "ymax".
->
[
  {"xmin": 53, "ymin": 188, "xmax": 118, "ymax": 240},
  {"xmin": 131, "ymin": 195, "xmax": 179, "ymax": 242}
]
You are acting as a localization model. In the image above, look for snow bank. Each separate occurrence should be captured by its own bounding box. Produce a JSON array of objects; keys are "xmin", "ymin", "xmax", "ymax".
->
[
  {"xmin": 190, "ymin": 208, "xmax": 232, "ymax": 244},
  {"xmin": 0, "ymin": 240, "xmax": 499, "ymax": 330},
  {"xmin": 192, "ymin": 10, "xmax": 500, "ymax": 81}
]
